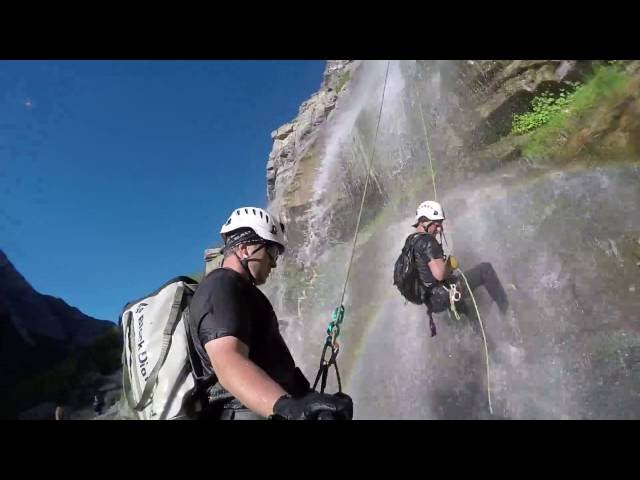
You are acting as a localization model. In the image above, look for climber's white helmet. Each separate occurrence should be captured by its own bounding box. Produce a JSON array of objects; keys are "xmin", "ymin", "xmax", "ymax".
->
[
  {"xmin": 413, "ymin": 200, "xmax": 445, "ymax": 227},
  {"xmin": 220, "ymin": 206, "xmax": 287, "ymax": 253}
]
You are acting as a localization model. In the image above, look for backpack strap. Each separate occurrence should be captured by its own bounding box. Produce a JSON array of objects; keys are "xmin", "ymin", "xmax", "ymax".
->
[
  {"xmin": 122, "ymin": 311, "xmax": 138, "ymax": 411},
  {"xmin": 405, "ymin": 232, "xmax": 429, "ymax": 254},
  {"xmin": 426, "ymin": 304, "xmax": 437, "ymax": 337},
  {"xmin": 406, "ymin": 231, "xmax": 422, "ymax": 246},
  {"xmin": 124, "ymin": 284, "xmax": 187, "ymax": 411},
  {"xmin": 184, "ymin": 305, "xmax": 216, "ymax": 388}
]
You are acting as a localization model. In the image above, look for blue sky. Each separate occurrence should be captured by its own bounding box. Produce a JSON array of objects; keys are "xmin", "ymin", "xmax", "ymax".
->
[{"xmin": 0, "ymin": 60, "xmax": 326, "ymax": 322}]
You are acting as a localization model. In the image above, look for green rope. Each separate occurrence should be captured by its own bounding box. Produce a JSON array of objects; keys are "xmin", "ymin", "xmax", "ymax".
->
[
  {"xmin": 327, "ymin": 60, "xmax": 391, "ymax": 346},
  {"xmin": 338, "ymin": 60, "xmax": 391, "ymax": 310},
  {"xmin": 326, "ymin": 305, "xmax": 345, "ymax": 344},
  {"xmin": 315, "ymin": 62, "xmax": 392, "ymax": 395},
  {"xmin": 414, "ymin": 80, "xmax": 438, "ymax": 202},
  {"xmin": 414, "ymin": 74, "xmax": 494, "ymax": 415}
]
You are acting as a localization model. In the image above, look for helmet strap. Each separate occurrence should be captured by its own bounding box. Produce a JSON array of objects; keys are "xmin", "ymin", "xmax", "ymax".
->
[
  {"xmin": 424, "ymin": 220, "xmax": 446, "ymax": 245},
  {"xmin": 233, "ymin": 243, "xmax": 266, "ymax": 285}
]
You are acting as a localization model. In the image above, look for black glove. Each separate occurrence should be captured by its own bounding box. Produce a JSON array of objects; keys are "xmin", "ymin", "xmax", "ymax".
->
[{"xmin": 270, "ymin": 391, "xmax": 353, "ymax": 420}]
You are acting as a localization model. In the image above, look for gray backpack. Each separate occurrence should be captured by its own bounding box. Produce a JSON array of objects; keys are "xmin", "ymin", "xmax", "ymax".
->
[{"xmin": 120, "ymin": 276, "xmax": 203, "ymax": 420}]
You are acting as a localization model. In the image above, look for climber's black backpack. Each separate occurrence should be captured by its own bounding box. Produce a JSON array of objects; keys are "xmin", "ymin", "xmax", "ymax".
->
[{"xmin": 393, "ymin": 233, "xmax": 425, "ymax": 305}]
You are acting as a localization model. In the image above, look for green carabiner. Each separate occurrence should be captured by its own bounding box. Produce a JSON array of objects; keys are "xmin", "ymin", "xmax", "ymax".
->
[
  {"xmin": 333, "ymin": 305, "xmax": 345, "ymax": 326},
  {"xmin": 325, "ymin": 305, "xmax": 345, "ymax": 341}
]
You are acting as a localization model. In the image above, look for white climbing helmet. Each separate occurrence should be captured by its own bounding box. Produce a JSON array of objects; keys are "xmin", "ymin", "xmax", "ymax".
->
[
  {"xmin": 413, "ymin": 200, "xmax": 445, "ymax": 226},
  {"xmin": 220, "ymin": 206, "xmax": 287, "ymax": 253}
]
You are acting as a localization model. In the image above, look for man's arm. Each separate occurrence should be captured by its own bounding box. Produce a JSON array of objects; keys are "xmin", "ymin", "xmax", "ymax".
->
[
  {"xmin": 416, "ymin": 234, "xmax": 448, "ymax": 281},
  {"xmin": 428, "ymin": 257, "xmax": 447, "ymax": 281},
  {"xmin": 205, "ymin": 336, "xmax": 286, "ymax": 418}
]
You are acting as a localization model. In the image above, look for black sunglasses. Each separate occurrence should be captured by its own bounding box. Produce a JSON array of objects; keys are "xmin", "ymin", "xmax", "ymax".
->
[
  {"xmin": 264, "ymin": 244, "xmax": 280, "ymax": 266},
  {"xmin": 247, "ymin": 243, "xmax": 279, "ymax": 266},
  {"xmin": 422, "ymin": 220, "xmax": 443, "ymax": 227}
]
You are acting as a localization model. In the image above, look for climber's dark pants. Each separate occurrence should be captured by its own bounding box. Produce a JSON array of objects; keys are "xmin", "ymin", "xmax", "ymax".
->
[
  {"xmin": 425, "ymin": 262, "xmax": 509, "ymax": 315},
  {"xmin": 424, "ymin": 262, "xmax": 509, "ymax": 338},
  {"xmin": 461, "ymin": 262, "xmax": 509, "ymax": 314}
]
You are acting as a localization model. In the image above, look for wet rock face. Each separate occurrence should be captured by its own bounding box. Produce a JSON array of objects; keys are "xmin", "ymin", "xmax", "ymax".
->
[
  {"xmin": 263, "ymin": 60, "xmax": 640, "ymax": 419},
  {"xmin": 266, "ymin": 61, "xmax": 356, "ymax": 205},
  {"xmin": 443, "ymin": 164, "xmax": 640, "ymax": 419}
]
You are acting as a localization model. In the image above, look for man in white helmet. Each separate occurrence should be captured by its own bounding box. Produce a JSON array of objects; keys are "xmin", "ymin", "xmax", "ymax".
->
[
  {"xmin": 188, "ymin": 206, "xmax": 353, "ymax": 420},
  {"xmin": 401, "ymin": 200, "xmax": 509, "ymax": 335}
]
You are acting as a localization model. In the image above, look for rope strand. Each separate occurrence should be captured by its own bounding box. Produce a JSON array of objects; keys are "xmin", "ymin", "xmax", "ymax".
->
[
  {"xmin": 457, "ymin": 268, "xmax": 493, "ymax": 415},
  {"xmin": 338, "ymin": 60, "xmax": 391, "ymax": 307},
  {"xmin": 415, "ymin": 80, "xmax": 438, "ymax": 201}
]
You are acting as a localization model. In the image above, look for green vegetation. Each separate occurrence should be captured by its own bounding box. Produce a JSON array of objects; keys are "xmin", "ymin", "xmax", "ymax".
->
[
  {"xmin": 511, "ymin": 89, "xmax": 578, "ymax": 135},
  {"xmin": 511, "ymin": 64, "xmax": 633, "ymax": 158},
  {"xmin": 335, "ymin": 71, "xmax": 351, "ymax": 94},
  {"xmin": 3, "ymin": 327, "xmax": 122, "ymax": 418}
]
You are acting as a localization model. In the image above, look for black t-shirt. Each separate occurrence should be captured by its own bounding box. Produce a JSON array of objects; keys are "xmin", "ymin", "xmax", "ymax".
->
[
  {"xmin": 188, "ymin": 268, "xmax": 306, "ymax": 411},
  {"xmin": 411, "ymin": 232, "xmax": 445, "ymax": 289}
]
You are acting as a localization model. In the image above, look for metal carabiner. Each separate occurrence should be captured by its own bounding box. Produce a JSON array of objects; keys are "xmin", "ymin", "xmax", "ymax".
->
[{"xmin": 451, "ymin": 284, "xmax": 462, "ymax": 302}]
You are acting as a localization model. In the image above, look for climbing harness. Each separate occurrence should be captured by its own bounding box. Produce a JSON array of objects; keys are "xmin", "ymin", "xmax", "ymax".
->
[
  {"xmin": 312, "ymin": 61, "xmax": 391, "ymax": 394},
  {"xmin": 443, "ymin": 281, "xmax": 463, "ymax": 320}
]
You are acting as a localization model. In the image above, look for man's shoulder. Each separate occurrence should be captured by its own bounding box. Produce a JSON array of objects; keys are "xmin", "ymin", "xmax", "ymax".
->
[
  {"xmin": 195, "ymin": 268, "xmax": 246, "ymax": 298},
  {"xmin": 410, "ymin": 232, "xmax": 436, "ymax": 247},
  {"xmin": 411, "ymin": 233, "xmax": 443, "ymax": 257}
]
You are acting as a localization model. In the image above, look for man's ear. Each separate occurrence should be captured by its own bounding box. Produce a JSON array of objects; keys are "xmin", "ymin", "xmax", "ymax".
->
[{"xmin": 237, "ymin": 243, "xmax": 249, "ymax": 259}]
